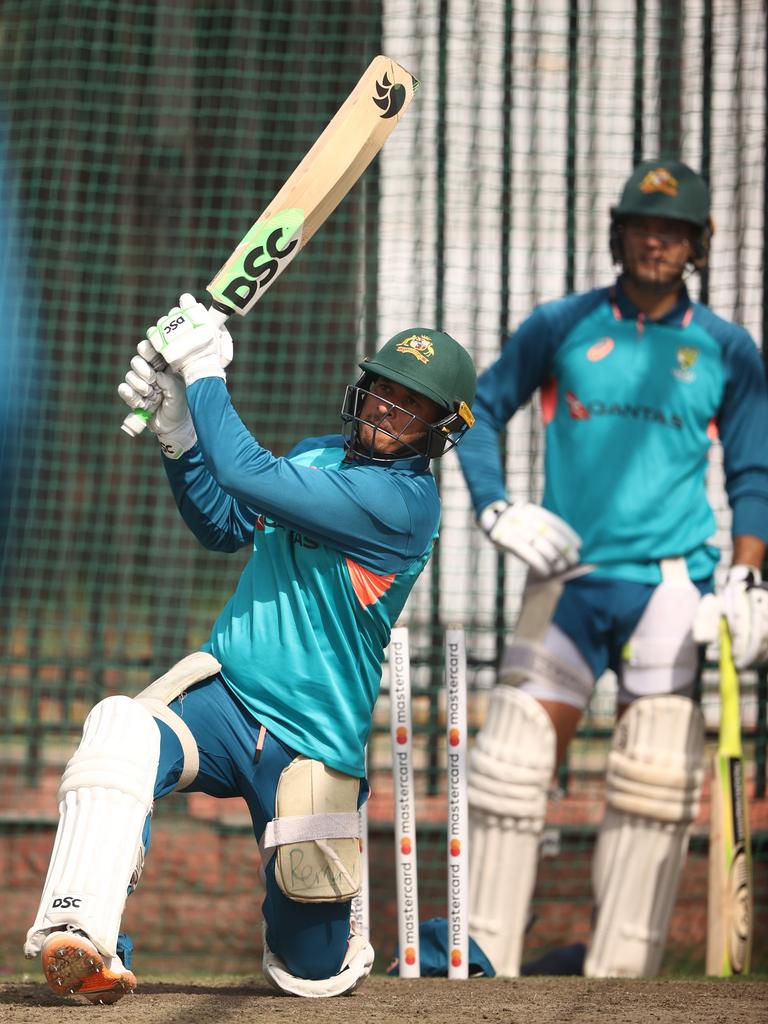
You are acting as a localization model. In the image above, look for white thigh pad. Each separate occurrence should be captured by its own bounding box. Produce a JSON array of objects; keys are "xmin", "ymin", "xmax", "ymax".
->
[
  {"xmin": 135, "ymin": 650, "xmax": 221, "ymax": 791},
  {"xmin": 24, "ymin": 696, "xmax": 161, "ymax": 959},
  {"xmin": 620, "ymin": 564, "xmax": 701, "ymax": 700},
  {"xmin": 467, "ymin": 687, "xmax": 555, "ymax": 976},
  {"xmin": 585, "ymin": 695, "xmax": 705, "ymax": 977},
  {"xmin": 503, "ymin": 624, "xmax": 594, "ymax": 710},
  {"xmin": 263, "ymin": 756, "xmax": 362, "ymax": 903}
]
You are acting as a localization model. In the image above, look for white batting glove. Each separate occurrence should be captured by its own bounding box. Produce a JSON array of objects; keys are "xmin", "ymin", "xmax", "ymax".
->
[
  {"xmin": 118, "ymin": 340, "xmax": 197, "ymax": 459},
  {"xmin": 147, "ymin": 293, "xmax": 233, "ymax": 386},
  {"xmin": 693, "ymin": 565, "xmax": 768, "ymax": 668},
  {"xmin": 479, "ymin": 499, "xmax": 582, "ymax": 578}
]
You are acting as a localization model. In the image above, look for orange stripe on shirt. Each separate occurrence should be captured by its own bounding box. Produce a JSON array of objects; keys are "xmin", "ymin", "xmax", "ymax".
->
[
  {"xmin": 540, "ymin": 378, "xmax": 557, "ymax": 425},
  {"xmin": 346, "ymin": 558, "xmax": 396, "ymax": 607}
]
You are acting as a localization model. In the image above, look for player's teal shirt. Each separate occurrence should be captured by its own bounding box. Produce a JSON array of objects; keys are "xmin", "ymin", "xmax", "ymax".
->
[
  {"xmin": 162, "ymin": 378, "xmax": 440, "ymax": 777},
  {"xmin": 458, "ymin": 279, "xmax": 768, "ymax": 583}
]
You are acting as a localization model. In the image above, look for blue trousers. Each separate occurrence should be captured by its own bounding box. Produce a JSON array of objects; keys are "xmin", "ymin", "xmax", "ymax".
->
[{"xmin": 148, "ymin": 675, "xmax": 359, "ymax": 979}]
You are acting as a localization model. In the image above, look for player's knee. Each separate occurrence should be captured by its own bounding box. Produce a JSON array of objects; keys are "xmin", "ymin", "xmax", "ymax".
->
[
  {"xmin": 500, "ymin": 625, "xmax": 594, "ymax": 710},
  {"xmin": 271, "ymin": 925, "xmax": 348, "ymax": 980},
  {"xmin": 61, "ymin": 695, "xmax": 161, "ymax": 798},
  {"xmin": 262, "ymin": 923, "xmax": 374, "ymax": 997}
]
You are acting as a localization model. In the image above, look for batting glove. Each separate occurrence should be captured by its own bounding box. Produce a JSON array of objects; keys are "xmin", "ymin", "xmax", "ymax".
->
[
  {"xmin": 118, "ymin": 340, "xmax": 197, "ymax": 459},
  {"xmin": 479, "ymin": 499, "xmax": 582, "ymax": 578},
  {"xmin": 693, "ymin": 564, "xmax": 768, "ymax": 669},
  {"xmin": 147, "ymin": 293, "xmax": 233, "ymax": 386}
]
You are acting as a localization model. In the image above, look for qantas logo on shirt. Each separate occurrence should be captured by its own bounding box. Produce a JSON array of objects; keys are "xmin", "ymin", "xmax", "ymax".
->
[{"xmin": 565, "ymin": 390, "xmax": 683, "ymax": 429}]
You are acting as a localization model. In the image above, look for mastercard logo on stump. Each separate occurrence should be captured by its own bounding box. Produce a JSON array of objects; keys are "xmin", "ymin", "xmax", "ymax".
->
[
  {"xmin": 400, "ymin": 836, "xmax": 412, "ymax": 855},
  {"xmin": 404, "ymin": 947, "xmax": 417, "ymax": 966},
  {"xmin": 449, "ymin": 727, "xmax": 461, "ymax": 746},
  {"xmin": 451, "ymin": 949, "xmax": 463, "ymax": 967},
  {"xmin": 450, "ymin": 838, "xmax": 461, "ymax": 857},
  {"xmin": 396, "ymin": 726, "xmax": 408, "ymax": 744}
]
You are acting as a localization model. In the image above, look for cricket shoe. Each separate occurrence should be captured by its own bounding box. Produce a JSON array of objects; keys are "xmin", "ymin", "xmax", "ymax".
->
[{"xmin": 41, "ymin": 930, "xmax": 137, "ymax": 1004}]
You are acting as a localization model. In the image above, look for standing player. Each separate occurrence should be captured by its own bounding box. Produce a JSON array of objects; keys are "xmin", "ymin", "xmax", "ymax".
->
[
  {"xmin": 23, "ymin": 297, "xmax": 476, "ymax": 1001},
  {"xmin": 457, "ymin": 159, "xmax": 768, "ymax": 977}
]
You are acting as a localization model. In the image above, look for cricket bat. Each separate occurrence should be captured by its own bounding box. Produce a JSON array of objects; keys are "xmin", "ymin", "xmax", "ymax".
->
[
  {"xmin": 122, "ymin": 54, "xmax": 418, "ymax": 436},
  {"xmin": 706, "ymin": 616, "xmax": 753, "ymax": 975}
]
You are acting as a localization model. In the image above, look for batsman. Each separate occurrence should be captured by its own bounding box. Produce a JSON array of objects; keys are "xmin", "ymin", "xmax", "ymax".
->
[
  {"xmin": 458, "ymin": 159, "xmax": 768, "ymax": 977},
  {"xmin": 23, "ymin": 301, "xmax": 476, "ymax": 1001}
]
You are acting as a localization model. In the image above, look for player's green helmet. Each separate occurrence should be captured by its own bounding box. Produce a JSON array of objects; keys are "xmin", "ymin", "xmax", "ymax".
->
[
  {"xmin": 614, "ymin": 159, "xmax": 709, "ymax": 225},
  {"xmin": 342, "ymin": 328, "xmax": 476, "ymax": 461},
  {"xmin": 610, "ymin": 158, "xmax": 713, "ymax": 267}
]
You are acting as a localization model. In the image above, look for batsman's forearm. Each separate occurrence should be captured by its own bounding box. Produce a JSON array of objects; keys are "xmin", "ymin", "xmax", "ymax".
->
[
  {"xmin": 731, "ymin": 534, "xmax": 766, "ymax": 571},
  {"xmin": 162, "ymin": 443, "xmax": 257, "ymax": 551}
]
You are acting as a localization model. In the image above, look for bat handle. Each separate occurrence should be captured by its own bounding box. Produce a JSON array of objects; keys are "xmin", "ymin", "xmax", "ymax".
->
[{"xmin": 120, "ymin": 303, "xmax": 232, "ymax": 437}]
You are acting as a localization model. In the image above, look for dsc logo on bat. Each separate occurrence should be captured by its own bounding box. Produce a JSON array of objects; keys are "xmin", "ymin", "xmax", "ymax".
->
[{"xmin": 210, "ymin": 209, "xmax": 305, "ymax": 316}]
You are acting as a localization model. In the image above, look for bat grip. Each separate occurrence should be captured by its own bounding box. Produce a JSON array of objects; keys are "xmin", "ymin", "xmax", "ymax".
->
[{"xmin": 120, "ymin": 305, "xmax": 232, "ymax": 437}]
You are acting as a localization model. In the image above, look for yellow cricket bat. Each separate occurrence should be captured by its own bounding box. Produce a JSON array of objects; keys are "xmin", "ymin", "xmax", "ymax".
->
[
  {"xmin": 123, "ymin": 55, "xmax": 418, "ymax": 436},
  {"xmin": 706, "ymin": 617, "xmax": 753, "ymax": 975}
]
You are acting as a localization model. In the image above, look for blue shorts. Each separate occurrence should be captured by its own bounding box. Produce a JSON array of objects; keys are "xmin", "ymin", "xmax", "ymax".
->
[
  {"xmin": 552, "ymin": 573, "xmax": 713, "ymax": 680},
  {"xmin": 148, "ymin": 675, "xmax": 362, "ymax": 980}
]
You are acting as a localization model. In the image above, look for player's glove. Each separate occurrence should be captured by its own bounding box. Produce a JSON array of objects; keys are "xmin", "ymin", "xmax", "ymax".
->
[
  {"xmin": 478, "ymin": 499, "xmax": 582, "ymax": 578},
  {"xmin": 147, "ymin": 293, "xmax": 233, "ymax": 386},
  {"xmin": 117, "ymin": 340, "xmax": 197, "ymax": 459},
  {"xmin": 692, "ymin": 564, "xmax": 768, "ymax": 668}
]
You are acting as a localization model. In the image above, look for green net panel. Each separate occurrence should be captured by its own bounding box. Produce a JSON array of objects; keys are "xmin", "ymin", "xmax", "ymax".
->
[{"xmin": 1, "ymin": 0, "xmax": 765, "ymax": 976}]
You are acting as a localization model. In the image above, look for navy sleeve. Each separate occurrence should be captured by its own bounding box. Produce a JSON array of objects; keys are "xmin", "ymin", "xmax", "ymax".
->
[
  {"xmin": 162, "ymin": 444, "xmax": 259, "ymax": 552},
  {"xmin": 164, "ymin": 378, "xmax": 438, "ymax": 570},
  {"xmin": 711, "ymin": 314, "xmax": 768, "ymax": 542}
]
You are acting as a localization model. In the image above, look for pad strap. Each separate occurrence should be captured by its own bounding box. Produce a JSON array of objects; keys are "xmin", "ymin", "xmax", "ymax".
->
[
  {"xmin": 134, "ymin": 651, "xmax": 221, "ymax": 792},
  {"xmin": 263, "ymin": 811, "xmax": 361, "ymax": 849}
]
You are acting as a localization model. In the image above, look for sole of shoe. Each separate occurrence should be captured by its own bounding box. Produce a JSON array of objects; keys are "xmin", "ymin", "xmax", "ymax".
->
[{"xmin": 41, "ymin": 931, "xmax": 137, "ymax": 1005}]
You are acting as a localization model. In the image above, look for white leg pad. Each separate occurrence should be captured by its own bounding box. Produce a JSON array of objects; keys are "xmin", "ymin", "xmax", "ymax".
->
[
  {"xmin": 24, "ymin": 696, "xmax": 161, "ymax": 960},
  {"xmin": 467, "ymin": 686, "xmax": 555, "ymax": 976},
  {"xmin": 262, "ymin": 930, "xmax": 374, "ymax": 997},
  {"xmin": 585, "ymin": 695, "xmax": 705, "ymax": 977}
]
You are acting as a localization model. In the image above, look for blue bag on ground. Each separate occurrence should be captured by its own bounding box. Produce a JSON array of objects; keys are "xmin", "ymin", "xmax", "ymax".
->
[{"xmin": 387, "ymin": 917, "xmax": 496, "ymax": 977}]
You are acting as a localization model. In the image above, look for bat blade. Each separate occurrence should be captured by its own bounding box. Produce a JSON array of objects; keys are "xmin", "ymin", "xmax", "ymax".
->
[
  {"xmin": 207, "ymin": 54, "xmax": 417, "ymax": 317},
  {"xmin": 121, "ymin": 55, "xmax": 417, "ymax": 436},
  {"xmin": 706, "ymin": 618, "xmax": 753, "ymax": 975}
]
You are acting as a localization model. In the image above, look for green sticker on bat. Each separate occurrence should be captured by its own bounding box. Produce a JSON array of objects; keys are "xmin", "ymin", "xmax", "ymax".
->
[{"xmin": 208, "ymin": 208, "xmax": 305, "ymax": 315}]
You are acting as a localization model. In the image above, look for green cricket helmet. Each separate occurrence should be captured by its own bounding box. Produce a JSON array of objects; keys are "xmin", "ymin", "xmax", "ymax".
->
[
  {"xmin": 341, "ymin": 328, "xmax": 476, "ymax": 462},
  {"xmin": 609, "ymin": 158, "xmax": 714, "ymax": 268}
]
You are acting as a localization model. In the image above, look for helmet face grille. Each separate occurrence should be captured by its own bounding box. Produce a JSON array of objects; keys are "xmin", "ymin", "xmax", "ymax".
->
[{"xmin": 340, "ymin": 378, "xmax": 470, "ymax": 463}]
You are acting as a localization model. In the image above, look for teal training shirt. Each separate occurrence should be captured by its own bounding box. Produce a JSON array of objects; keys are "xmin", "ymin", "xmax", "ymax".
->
[
  {"xmin": 162, "ymin": 378, "xmax": 440, "ymax": 777},
  {"xmin": 458, "ymin": 279, "xmax": 768, "ymax": 583}
]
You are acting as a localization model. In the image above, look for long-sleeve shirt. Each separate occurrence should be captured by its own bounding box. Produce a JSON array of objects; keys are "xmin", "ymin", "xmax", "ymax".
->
[
  {"xmin": 458, "ymin": 278, "xmax": 768, "ymax": 584},
  {"xmin": 162, "ymin": 377, "xmax": 440, "ymax": 776}
]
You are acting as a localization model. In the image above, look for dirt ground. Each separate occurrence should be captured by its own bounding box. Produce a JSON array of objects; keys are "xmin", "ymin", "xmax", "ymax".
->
[{"xmin": 1, "ymin": 975, "xmax": 767, "ymax": 1024}]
